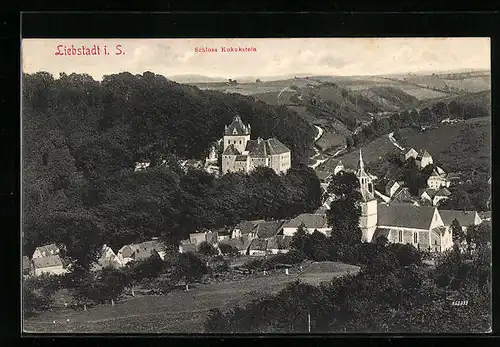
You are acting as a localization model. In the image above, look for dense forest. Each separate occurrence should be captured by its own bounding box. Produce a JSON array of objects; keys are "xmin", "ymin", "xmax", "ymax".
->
[{"xmin": 22, "ymin": 72, "xmax": 319, "ymax": 264}]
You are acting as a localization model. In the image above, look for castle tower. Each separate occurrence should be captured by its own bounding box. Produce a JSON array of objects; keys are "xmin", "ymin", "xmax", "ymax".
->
[
  {"xmin": 223, "ymin": 115, "xmax": 251, "ymax": 154},
  {"xmin": 356, "ymin": 150, "xmax": 378, "ymax": 242}
]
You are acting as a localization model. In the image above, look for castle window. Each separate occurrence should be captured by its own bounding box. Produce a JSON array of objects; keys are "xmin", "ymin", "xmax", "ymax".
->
[
  {"xmin": 398, "ymin": 230, "xmax": 403, "ymax": 243},
  {"xmin": 413, "ymin": 232, "xmax": 418, "ymax": 244},
  {"xmin": 239, "ymin": 141, "xmax": 241, "ymax": 144}
]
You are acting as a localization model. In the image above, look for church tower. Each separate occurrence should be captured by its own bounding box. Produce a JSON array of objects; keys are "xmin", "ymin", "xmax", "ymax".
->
[{"xmin": 356, "ymin": 150, "xmax": 378, "ymax": 242}]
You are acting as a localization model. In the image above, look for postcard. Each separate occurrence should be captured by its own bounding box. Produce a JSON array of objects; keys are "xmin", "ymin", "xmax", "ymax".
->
[{"xmin": 21, "ymin": 38, "xmax": 491, "ymax": 333}]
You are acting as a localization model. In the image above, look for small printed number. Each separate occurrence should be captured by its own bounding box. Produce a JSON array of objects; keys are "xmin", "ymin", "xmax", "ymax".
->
[{"xmin": 452, "ymin": 300, "xmax": 469, "ymax": 306}]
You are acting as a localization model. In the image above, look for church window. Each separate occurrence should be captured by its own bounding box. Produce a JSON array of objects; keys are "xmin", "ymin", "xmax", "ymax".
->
[
  {"xmin": 239, "ymin": 141, "xmax": 241, "ymax": 144},
  {"xmin": 398, "ymin": 230, "xmax": 403, "ymax": 243},
  {"xmin": 413, "ymin": 232, "xmax": 418, "ymax": 244}
]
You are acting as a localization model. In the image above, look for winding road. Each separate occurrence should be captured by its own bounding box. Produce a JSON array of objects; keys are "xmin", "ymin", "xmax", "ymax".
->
[
  {"xmin": 308, "ymin": 125, "xmax": 347, "ymax": 169},
  {"xmin": 388, "ymin": 132, "xmax": 405, "ymax": 151}
]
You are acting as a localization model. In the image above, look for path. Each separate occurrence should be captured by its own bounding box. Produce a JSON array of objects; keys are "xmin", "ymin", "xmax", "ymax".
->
[{"xmin": 388, "ymin": 132, "xmax": 405, "ymax": 151}]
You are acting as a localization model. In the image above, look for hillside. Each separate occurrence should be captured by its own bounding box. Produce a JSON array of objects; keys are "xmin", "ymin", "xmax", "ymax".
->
[{"xmin": 420, "ymin": 90, "xmax": 491, "ymax": 116}]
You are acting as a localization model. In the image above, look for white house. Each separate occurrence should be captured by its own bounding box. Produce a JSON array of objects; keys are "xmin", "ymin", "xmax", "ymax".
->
[
  {"xmin": 415, "ymin": 150, "xmax": 433, "ymax": 169},
  {"xmin": 282, "ymin": 213, "xmax": 331, "ymax": 237},
  {"xmin": 385, "ymin": 180, "xmax": 401, "ymax": 198},
  {"xmin": 266, "ymin": 235, "xmax": 293, "ymax": 254},
  {"xmin": 91, "ymin": 244, "xmax": 123, "ymax": 271},
  {"xmin": 402, "ymin": 148, "xmax": 418, "ymax": 162},
  {"xmin": 248, "ymin": 239, "xmax": 268, "ymax": 256},
  {"xmin": 32, "ymin": 255, "xmax": 67, "ymax": 276},
  {"xmin": 231, "ymin": 220, "xmax": 263, "ymax": 239},
  {"xmin": 427, "ymin": 170, "xmax": 450, "ymax": 189}
]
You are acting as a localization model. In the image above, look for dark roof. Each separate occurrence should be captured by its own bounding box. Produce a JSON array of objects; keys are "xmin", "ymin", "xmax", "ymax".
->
[
  {"xmin": 246, "ymin": 139, "xmax": 267, "ymax": 157},
  {"xmin": 234, "ymin": 220, "xmax": 263, "ymax": 234},
  {"xmin": 180, "ymin": 243, "xmax": 196, "ymax": 253},
  {"xmin": 32, "ymin": 255, "xmax": 63, "ymax": 269},
  {"xmin": 23, "ymin": 256, "xmax": 31, "ymax": 270},
  {"xmin": 267, "ymin": 235, "xmax": 293, "ymax": 250},
  {"xmin": 255, "ymin": 220, "xmax": 284, "ymax": 239},
  {"xmin": 222, "ymin": 235, "xmax": 252, "ymax": 251},
  {"xmin": 378, "ymin": 204, "xmax": 437, "ymax": 230},
  {"xmin": 235, "ymin": 155, "xmax": 248, "ymax": 161},
  {"xmin": 249, "ymin": 239, "xmax": 268, "ymax": 251},
  {"xmin": 420, "ymin": 188, "xmax": 437, "ymax": 199},
  {"xmin": 265, "ymin": 138, "xmax": 290, "ymax": 155},
  {"xmin": 222, "ymin": 144, "xmax": 240, "ymax": 155},
  {"xmin": 436, "ymin": 188, "xmax": 451, "ymax": 197},
  {"xmin": 283, "ymin": 213, "xmax": 329, "ymax": 229},
  {"xmin": 133, "ymin": 240, "xmax": 164, "ymax": 260},
  {"xmin": 316, "ymin": 171, "xmax": 333, "ymax": 182},
  {"xmin": 439, "ymin": 210, "xmax": 479, "ymax": 227},
  {"xmin": 225, "ymin": 115, "xmax": 250, "ymax": 136}
]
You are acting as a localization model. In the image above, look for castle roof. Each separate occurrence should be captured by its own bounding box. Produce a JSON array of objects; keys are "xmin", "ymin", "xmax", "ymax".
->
[
  {"xmin": 246, "ymin": 138, "xmax": 268, "ymax": 157},
  {"xmin": 378, "ymin": 204, "xmax": 437, "ymax": 231},
  {"xmin": 265, "ymin": 138, "xmax": 290, "ymax": 155},
  {"xmin": 222, "ymin": 144, "xmax": 240, "ymax": 155},
  {"xmin": 225, "ymin": 115, "xmax": 250, "ymax": 136}
]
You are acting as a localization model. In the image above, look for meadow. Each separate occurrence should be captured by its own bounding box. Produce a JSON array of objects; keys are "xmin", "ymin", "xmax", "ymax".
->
[{"xmin": 23, "ymin": 261, "xmax": 359, "ymax": 333}]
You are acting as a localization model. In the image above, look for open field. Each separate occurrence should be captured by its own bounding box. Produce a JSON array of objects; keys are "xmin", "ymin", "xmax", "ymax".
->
[{"xmin": 24, "ymin": 261, "xmax": 359, "ymax": 333}]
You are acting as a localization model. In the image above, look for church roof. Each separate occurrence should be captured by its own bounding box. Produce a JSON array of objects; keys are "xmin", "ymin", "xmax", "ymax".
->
[
  {"xmin": 439, "ymin": 210, "xmax": 479, "ymax": 227},
  {"xmin": 225, "ymin": 115, "xmax": 250, "ymax": 136},
  {"xmin": 265, "ymin": 138, "xmax": 290, "ymax": 155},
  {"xmin": 222, "ymin": 144, "xmax": 240, "ymax": 155},
  {"xmin": 378, "ymin": 203, "xmax": 437, "ymax": 231}
]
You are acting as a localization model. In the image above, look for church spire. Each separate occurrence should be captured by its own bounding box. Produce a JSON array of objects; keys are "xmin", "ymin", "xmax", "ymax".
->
[{"xmin": 359, "ymin": 149, "xmax": 364, "ymax": 172}]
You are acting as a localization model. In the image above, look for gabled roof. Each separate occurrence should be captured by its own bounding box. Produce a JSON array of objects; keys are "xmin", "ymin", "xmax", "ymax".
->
[
  {"xmin": 225, "ymin": 115, "xmax": 250, "ymax": 136},
  {"xmin": 420, "ymin": 188, "xmax": 438, "ymax": 199},
  {"xmin": 255, "ymin": 220, "xmax": 284, "ymax": 239},
  {"xmin": 249, "ymin": 239, "xmax": 268, "ymax": 251},
  {"xmin": 133, "ymin": 240, "xmax": 165, "ymax": 260},
  {"xmin": 32, "ymin": 255, "xmax": 63, "ymax": 269},
  {"xmin": 234, "ymin": 220, "xmax": 264, "ymax": 234},
  {"xmin": 439, "ymin": 210, "xmax": 480, "ymax": 227},
  {"xmin": 428, "ymin": 169, "xmax": 442, "ymax": 178},
  {"xmin": 436, "ymin": 187, "xmax": 451, "ymax": 197},
  {"xmin": 391, "ymin": 187, "xmax": 412, "ymax": 202},
  {"xmin": 246, "ymin": 139, "xmax": 267, "ymax": 157},
  {"xmin": 417, "ymin": 150, "xmax": 432, "ymax": 159},
  {"xmin": 267, "ymin": 235, "xmax": 293, "ymax": 250},
  {"xmin": 222, "ymin": 235, "xmax": 252, "ymax": 251},
  {"xmin": 386, "ymin": 180, "xmax": 399, "ymax": 190},
  {"xmin": 265, "ymin": 138, "xmax": 290, "ymax": 155},
  {"xmin": 406, "ymin": 148, "xmax": 418, "ymax": 155},
  {"xmin": 378, "ymin": 204, "xmax": 437, "ymax": 231},
  {"xmin": 35, "ymin": 243, "xmax": 59, "ymax": 254},
  {"xmin": 316, "ymin": 170, "xmax": 333, "ymax": 182},
  {"xmin": 222, "ymin": 144, "xmax": 240, "ymax": 155},
  {"xmin": 283, "ymin": 213, "xmax": 329, "ymax": 229},
  {"xmin": 432, "ymin": 226, "xmax": 448, "ymax": 237}
]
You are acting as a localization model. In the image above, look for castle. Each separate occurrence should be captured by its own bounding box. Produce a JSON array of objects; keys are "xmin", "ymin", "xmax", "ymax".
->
[{"xmin": 221, "ymin": 115, "xmax": 291, "ymax": 174}]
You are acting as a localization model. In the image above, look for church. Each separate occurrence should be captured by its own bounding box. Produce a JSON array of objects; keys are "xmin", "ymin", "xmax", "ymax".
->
[
  {"xmin": 221, "ymin": 115, "xmax": 292, "ymax": 174},
  {"xmin": 356, "ymin": 150, "xmax": 453, "ymax": 253}
]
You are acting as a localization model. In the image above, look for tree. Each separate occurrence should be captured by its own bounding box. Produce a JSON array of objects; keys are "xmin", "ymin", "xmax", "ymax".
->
[
  {"xmin": 219, "ymin": 243, "xmax": 240, "ymax": 256},
  {"xmin": 290, "ymin": 224, "xmax": 308, "ymax": 252},
  {"xmin": 171, "ymin": 252, "xmax": 208, "ymax": 291},
  {"xmin": 198, "ymin": 241, "xmax": 219, "ymax": 257},
  {"xmin": 22, "ymin": 274, "xmax": 61, "ymax": 317},
  {"xmin": 74, "ymin": 267, "xmax": 128, "ymax": 305},
  {"xmin": 451, "ymin": 219, "xmax": 465, "ymax": 244}
]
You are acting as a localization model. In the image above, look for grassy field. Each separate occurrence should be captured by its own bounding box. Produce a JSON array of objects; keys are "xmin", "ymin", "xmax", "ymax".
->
[{"xmin": 23, "ymin": 261, "xmax": 359, "ymax": 333}]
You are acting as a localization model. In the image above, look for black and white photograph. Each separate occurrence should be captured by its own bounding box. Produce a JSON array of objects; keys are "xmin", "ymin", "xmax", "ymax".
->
[{"xmin": 21, "ymin": 38, "xmax": 492, "ymax": 333}]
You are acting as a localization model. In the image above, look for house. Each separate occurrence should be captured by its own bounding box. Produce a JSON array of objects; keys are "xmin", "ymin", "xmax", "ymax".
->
[
  {"xmin": 391, "ymin": 187, "xmax": 413, "ymax": 204},
  {"xmin": 211, "ymin": 228, "xmax": 232, "ymax": 241},
  {"xmin": 331, "ymin": 160, "xmax": 345, "ymax": 175},
  {"xmin": 415, "ymin": 150, "xmax": 433, "ymax": 169},
  {"xmin": 439, "ymin": 210, "xmax": 482, "ymax": 232},
  {"xmin": 433, "ymin": 188, "xmax": 451, "ymax": 206},
  {"xmin": 32, "ymin": 244, "xmax": 60, "ymax": 259},
  {"xmin": 248, "ymin": 239, "xmax": 268, "ymax": 256},
  {"xmin": 385, "ymin": 180, "xmax": 401, "ymax": 198},
  {"xmin": 134, "ymin": 161, "xmax": 150, "ymax": 172},
  {"xmin": 402, "ymin": 148, "xmax": 418, "ymax": 162},
  {"xmin": 436, "ymin": 166, "xmax": 447, "ymax": 177},
  {"xmin": 231, "ymin": 220, "xmax": 264, "ymax": 239},
  {"xmin": 254, "ymin": 220, "xmax": 285, "ymax": 239},
  {"xmin": 282, "ymin": 213, "xmax": 331, "ymax": 237},
  {"xmin": 372, "ymin": 204, "xmax": 453, "ymax": 253},
  {"xmin": 32, "ymin": 255, "xmax": 66, "ymax": 276},
  {"xmin": 178, "ymin": 240, "xmax": 197, "ymax": 254},
  {"xmin": 267, "ymin": 235, "xmax": 293, "ymax": 254},
  {"xmin": 427, "ymin": 170, "xmax": 450, "ymax": 189},
  {"xmin": 220, "ymin": 235, "xmax": 253, "ymax": 255},
  {"xmin": 117, "ymin": 238, "xmax": 165, "ymax": 264},
  {"xmin": 91, "ymin": 244, "xmax": 123, "ymax": 271},
  {"xmin": 23, "ymin": 256, "xmax": 31, "ymax": 276},
  {"xmin": 189, "ymin": 230, "xmax": 219, "ymax": 247}
]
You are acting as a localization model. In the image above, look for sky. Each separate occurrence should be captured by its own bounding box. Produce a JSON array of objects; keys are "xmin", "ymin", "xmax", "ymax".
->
[{"xmin": 22, "ymin": 38, "xmax": 491, "ymax": 81}]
